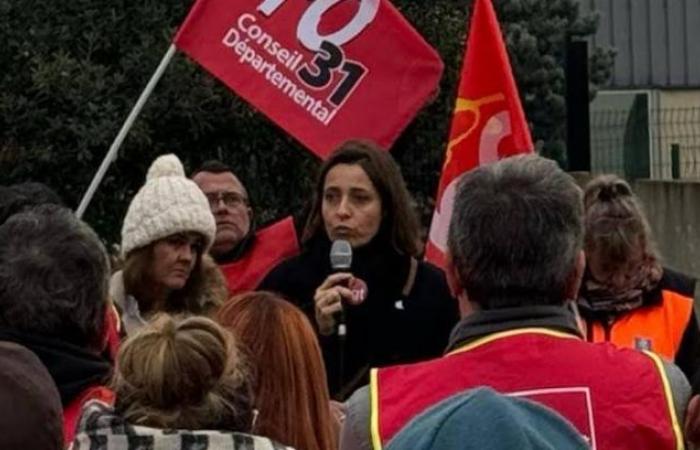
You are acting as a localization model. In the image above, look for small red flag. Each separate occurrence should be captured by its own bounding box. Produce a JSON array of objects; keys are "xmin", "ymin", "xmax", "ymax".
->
[
  {"xmin": 219, "ymin": 216, "xmax": 299, "ymax": 294},
  {"xmin": 174, "ymin": 0, "xmax": 443, "ymax": 159},
  {"xmin": 425, "ymin": 0, "xmax": 533, "ymax": 269}
]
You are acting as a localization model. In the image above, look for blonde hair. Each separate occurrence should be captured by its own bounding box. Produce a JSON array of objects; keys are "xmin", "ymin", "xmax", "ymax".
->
[{"xmin": 113, "ymin": 314, "xmax": 254, "ymax": 431}]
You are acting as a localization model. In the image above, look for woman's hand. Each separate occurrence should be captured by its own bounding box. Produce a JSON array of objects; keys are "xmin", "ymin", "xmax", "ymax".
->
[{"xmin": 313, "ymin": 273, "xmax": 354, "ymax": 335}]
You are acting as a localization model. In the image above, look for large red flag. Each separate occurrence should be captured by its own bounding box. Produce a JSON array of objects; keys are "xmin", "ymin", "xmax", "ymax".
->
[
  {"xmin": 174, "ymin": 0, "xmax": 443, "ymax": 159},
  {"xmin": 425, "ymin": 0, "xmax": 533, "ymax": 269}
]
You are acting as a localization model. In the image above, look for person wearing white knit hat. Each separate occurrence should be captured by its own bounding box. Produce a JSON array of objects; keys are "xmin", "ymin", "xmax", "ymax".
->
[{"xmin": 110, "ymin": 154, "xmax": 228, "ymax": 337}]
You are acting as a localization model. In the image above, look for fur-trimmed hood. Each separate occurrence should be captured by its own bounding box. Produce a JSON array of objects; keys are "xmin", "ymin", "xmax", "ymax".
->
[{"xmin": 194, "ymin": 254, "xmax": 230, "ymax": 313}]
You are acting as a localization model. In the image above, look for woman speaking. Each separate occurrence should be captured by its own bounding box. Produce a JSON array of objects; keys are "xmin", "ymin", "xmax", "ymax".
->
[{"xmin": 260, "ymin": 141, "xmax": 458, "ymax": 398}]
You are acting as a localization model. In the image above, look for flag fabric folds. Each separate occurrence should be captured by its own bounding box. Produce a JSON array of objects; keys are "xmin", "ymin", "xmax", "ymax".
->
[
  {"xmin": 425, "ymin": 0, "xmax": 534, "ymax": 269},
  {"xmin": 174, "ymin": 0, "xmax": 443, "ymax": 159}
]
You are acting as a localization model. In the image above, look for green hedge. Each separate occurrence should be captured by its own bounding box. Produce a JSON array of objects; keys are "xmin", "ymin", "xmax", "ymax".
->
[{"xmin": 0, "ymin": 0, "xmax": 613, "ymax": 245}]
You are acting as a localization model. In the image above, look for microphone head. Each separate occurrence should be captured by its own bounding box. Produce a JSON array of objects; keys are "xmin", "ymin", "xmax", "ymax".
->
[{"xmin": 330, "ymin": 239, "xmax": 352, "ymax": 270}]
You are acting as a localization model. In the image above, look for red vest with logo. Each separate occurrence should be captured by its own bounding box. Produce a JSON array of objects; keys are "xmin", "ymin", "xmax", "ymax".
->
[
  {"xmin": 370, "ymin": 328, "xmax": 684, "ymax": 450},
  {"xmin": 219, "ymin": 216, "xmax": 299, "ymax": 294}
]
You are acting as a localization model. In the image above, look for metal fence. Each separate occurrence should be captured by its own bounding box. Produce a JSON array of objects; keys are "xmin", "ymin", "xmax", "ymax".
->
[{"xmin": 590, "ymin": 106, "xmax": 700, "ymax": 180}]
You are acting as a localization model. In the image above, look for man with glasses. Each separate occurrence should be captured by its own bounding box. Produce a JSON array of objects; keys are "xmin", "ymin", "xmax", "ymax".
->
[{"xmin": 192, "ymin": 160, "xmax": 298, "ymax": 293}]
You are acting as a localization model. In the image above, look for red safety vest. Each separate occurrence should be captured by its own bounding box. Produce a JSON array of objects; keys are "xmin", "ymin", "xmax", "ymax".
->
[
  {"xmin": 219, "ymin": 216, "xmax": 299, "ymax": 294},
  {"xmin": 63, "ymin": 385, "xmax": 115, "ymax": 445},
  {"xmin": 371, "ymin": 328, "xmax": 684, "ymax": 450}
]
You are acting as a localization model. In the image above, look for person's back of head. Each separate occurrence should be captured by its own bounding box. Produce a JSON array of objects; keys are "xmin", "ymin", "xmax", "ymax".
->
[
  {"xmin": 114, "ymin": 314, "xmax": 255, "ymax": 431},
  {"xmin": 0, "ymin": 341, "xmax": 63, "ymax": 450},
  {"xmin": 583, "ymin": 174, "xmax": 659, "ymax": 281},
  {"xmin": 217, "ymin": 292, "xmax": 336, "ymax": 450},
  {"xmin": 0, "ymin": 181, "xmax": 63, "ymax": 224},
  {"xmin": 447, "ymin": 154, "xmax": 584, "ymax": 309},
  {"xmin": 0, "ymin": 205, "xmax": 108, "ymax": 350},
  {"xmin": 386, "ymin": 388, "xmax": 589, "ymax": 450}
]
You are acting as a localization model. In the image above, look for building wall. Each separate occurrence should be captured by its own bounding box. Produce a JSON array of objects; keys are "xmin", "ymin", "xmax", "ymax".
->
[
  {"xmin": 633, "ymin": 179, "xmax": 700, "ymax": 279},
  {"xmin": 578, "ymin": 0, "xmax": 700, "ymax": 89}
]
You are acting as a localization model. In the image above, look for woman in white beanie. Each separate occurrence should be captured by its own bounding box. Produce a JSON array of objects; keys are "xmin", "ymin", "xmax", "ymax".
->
[{"xmin": 110, "ymin": 154, "xmax": 228, "ymax": 337}]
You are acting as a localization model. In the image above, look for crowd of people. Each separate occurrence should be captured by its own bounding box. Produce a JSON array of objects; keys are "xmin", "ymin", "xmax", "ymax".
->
[{"xmin": 0, "ymin": 142, "xmax": 698, "ymax": 450}]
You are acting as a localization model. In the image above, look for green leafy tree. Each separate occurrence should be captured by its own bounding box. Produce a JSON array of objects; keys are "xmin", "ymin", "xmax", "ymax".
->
[
  {"xmin": 493, "ymin": 0, "xmax": 615, "ymax": 164},
  {"xmin": 0, "ymin": 0, "xmax": 613, "ymax": 245}
]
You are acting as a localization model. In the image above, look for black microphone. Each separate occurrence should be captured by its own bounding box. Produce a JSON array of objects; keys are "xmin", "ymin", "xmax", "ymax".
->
[{"xmin": 330, "ymin": 239, "xmax": 352, "ymax": 338}]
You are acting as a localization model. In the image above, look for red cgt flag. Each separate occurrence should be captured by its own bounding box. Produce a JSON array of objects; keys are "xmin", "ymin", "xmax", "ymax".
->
[
  {"xmin": 174, "ymin": 0, "xmax": 443, "ymax": 159},
  {"xmin": 425, "ymin": 0, "xmax": 533, "ymax": 269}
]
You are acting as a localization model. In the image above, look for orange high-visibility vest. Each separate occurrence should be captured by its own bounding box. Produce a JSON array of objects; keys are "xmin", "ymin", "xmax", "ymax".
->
[{"xmin": 586, "ymin": 290, "xmax": 694, "ymax": 360}]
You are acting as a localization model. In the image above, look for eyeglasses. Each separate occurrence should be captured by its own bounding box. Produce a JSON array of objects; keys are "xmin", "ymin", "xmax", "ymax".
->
[{"xmin": 205, "ymin": 191, "xmax": 248, "ymax": 208}]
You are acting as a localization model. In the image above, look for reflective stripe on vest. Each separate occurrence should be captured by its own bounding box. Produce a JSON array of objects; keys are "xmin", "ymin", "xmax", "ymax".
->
[
  {"xmin": 370, "ymin": 328, "xmax": 683, "ymax": 450},
  {"xmin": 588, "ymin": 290, "xmax": 693, "ymax": 360}
]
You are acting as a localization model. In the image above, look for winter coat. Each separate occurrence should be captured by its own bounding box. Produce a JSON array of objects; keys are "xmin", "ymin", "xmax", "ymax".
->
[
  {"xmin": 0, "ymin": 341, "xmax": 63, "ymax": 450},
  {"xmin": 0, "ymin": 328, "xmax": 113, "ymax": 445},
  {"xmin": 259, "ymin": 236, "xmax": 459, "ymax": 398},
  {"xmin": 70, "ymin": 400, "xmax": 295, "ymax": 450}
]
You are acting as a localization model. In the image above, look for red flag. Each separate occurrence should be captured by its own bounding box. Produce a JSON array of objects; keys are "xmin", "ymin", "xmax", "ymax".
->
[
  {"xmin": 174, "ymin": 0, "xmax": 443, "ymax": 159},
  {"xmin": 425, "ymin": 0, "xmax": 533, "ymax": 269},
  {"xmin": 219, "ymin": 216, "xmax": 299, "ymax": 294}
]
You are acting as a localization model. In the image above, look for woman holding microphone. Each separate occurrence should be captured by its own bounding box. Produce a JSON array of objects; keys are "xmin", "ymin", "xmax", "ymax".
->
[{"xmin": 260, "ymin": 140, "xmax": 458, "ymax": 399}]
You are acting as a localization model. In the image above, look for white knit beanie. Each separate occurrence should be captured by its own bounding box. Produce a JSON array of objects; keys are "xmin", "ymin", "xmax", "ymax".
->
[{"xmin": 120, "ymin": 154, "xmax": 216, "ymax": 256}]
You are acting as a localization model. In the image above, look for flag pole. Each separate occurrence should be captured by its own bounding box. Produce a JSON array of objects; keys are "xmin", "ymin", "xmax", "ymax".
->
[{"xmin": 76, "ymin": 44, "xmax": 177, "ymax": 219}]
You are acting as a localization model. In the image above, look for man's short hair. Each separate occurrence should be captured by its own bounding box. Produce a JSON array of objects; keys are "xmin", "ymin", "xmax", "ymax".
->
[
  {"xmin": 0, "ymin": 205, "xmax": 109, "ymax": 349},
  {"xmin": 190, "ymin": 160, "xmax": 234, "ymax": 178},
  {"xmin": 447, "ymin": 154, "xmax": 584, "ymax": 309}
]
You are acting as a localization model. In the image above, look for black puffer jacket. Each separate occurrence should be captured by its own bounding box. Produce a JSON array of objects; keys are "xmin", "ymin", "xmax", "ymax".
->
[{"xmin": 259, "ymin": 236, "xmax": 459, "ymax": 399}]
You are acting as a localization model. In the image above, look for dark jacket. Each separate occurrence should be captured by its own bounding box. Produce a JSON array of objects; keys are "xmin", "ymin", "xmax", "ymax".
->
[
  {"xmin": 0, "ymin": 341, "xmax": 63, "ymax": 450},
  {"xmin": 0, "ymin": 328, "xmax": 113, "ymax": 445},
  {"xmin": 579, "ymin": 267, "xmax": 700, "ymax": 391},
  {"xmin": 259, "ymin": 236, "xmax": 459, "ymax": 399}
]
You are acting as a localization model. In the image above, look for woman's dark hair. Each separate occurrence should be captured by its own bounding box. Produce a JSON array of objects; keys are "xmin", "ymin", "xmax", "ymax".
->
[{"xmin": 302, "ymin": 140, "xmax": 421, "ymax": 256}]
